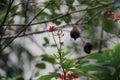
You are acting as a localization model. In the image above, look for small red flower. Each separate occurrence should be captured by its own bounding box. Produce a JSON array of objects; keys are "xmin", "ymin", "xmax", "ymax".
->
[
  {"xmin": 107, "ymin": 11, "xmax": 114, "ymax": 16},
  {"xmin": 66, "ymin": 73, "xmax": 72, "ymax": 78},
  {"xmin": 116, "ymin": 14, "xmax": 120, "ymax": 19},
  {"xmin": 60, "ymin": 74, "xmax": 64, "ymax": 80},
  {"xmin": 60, "ymin": 73, "xmax": 80, "ymax": 80},
  {"xmin": 49, "ymin": 25, "xmax": 56, "ymax": 31},
  {"xmin": 72, "ymin": 74, "xmax": 80, "ymax": 79},
  {"xmin": 107, "ymin": 11, "xmax": 111, "ymax": 16}
]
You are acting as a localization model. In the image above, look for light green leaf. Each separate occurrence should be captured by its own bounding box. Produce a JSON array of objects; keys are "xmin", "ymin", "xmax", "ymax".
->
[
  {"xmin": 61, "ymin": 50, "xmax": 71, "ymax": 57},
  {"xmin": 41, "ymin": 55, "xmax": 56, "ymax": 64},
  {"xmin": 39, "ymin": 72, "xmax": 60, "ymax": 80}
]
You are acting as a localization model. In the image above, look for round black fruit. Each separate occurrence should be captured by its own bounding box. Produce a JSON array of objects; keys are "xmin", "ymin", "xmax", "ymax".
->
[
  {"xmin": 84, "ymin": 42, "xmax": 92, "ymax": 54},
  {"xmin": 70, "ymin": 26, "xmax": 80, "ymax": 40}
]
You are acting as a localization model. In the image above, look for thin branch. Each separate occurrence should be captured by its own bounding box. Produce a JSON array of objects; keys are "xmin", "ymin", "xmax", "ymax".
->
[
  {"xmin": 2, "ymin": 1, "xmax": 114, "ymax": 27},
  {"xmin": 0, "ymin": 0, "xmax": 14, "ymax": 27},
  {"xmin": 0, "ymin": 1, "xmax": 51, "ymax": 52},
  {"xmin": 98, "ymin": 27, "xmax": 103, "ymax": 53}
]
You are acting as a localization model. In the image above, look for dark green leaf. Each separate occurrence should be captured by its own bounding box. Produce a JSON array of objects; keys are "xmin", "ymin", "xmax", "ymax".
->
[
  {"xmin": 69, "ymin": 69, "xmax": 99, "ymax": 80},
  {"xmin": 56, "ymin": 0, "xmax": 61, "ymax": 3},
  {"xmin": 65, "ymin": 0, "xmax": 74, "ymax": 4},
  {"xmin": 11, "ymin": 5, "xmax": 19, "ymax": 13},
  {"xmin": 102, "ymin": 19, "xmax": 116, "ymax": 32},
  {"xmin": 39, "ymin": 72, "xmax": 60, "ymax": 80},
  {"xmin": 0, "ymin": 11, "xmax": 6, "ymax": 23},
  {"xmin": 92, "ymin": 18, "xmax": 99, "ymax": 26},
  {"xmin": 53, "ymin": 20, "xmax": 61, "ymax": 25},
  {"xmin": 61, "ymin": 15, "xmax": 71, "ymax": 23},
  {"xmin": 50, "ymin": 44, "xmax": 57, "ymax": 47},
  {"xmin": 81, "ymin": 64, "xmax": 105, "ymax": 71},
  {"xmin": 42, "ymin": 37, "xmax": 49, "ymax": 47},
  {"xmin": 62, "ymin": 59, "xmax": 77, "ymax": 69},
  {"xmin": 35, "ymin": 63, "xmax": 46, "ymax": 69}
]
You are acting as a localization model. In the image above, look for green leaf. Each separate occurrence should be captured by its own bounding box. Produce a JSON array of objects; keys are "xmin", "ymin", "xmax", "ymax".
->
[
  {"xmin": 11, "ymin": 5, "xmax": 19, "ymax": 13},
  {"xmin": 77, "ymin": 0, "xmax": 98, "ymax": 6},
  {"xmin": 35, "ymin": 63, "xmax": 46, "ymax": 69},
  {"xmin": 102, "ymin": 19, "xmax": 116, "ymax": 32},
  {"xmin": 92, "ymin": 18, "xmax": 99, "ymax": 26},
  {"xmin": 39, "ymin": 72, "xmax": 60, "ymax": 80},
  {"xmin": 61, "ymin": 59, "xmax": 77, "ymax": 69},
  {"xmin": 113, "ymin": 44, "xmax": 120, "ymax": 54},
  {"xmin": 53, "ymin": 20, "xmax": 61, "ymax": 25},
  {"xmin": 87, "ymin": 50, "xmax": 111, "ymax": 63},
  {"xmin": 42, "ymin": 37, "xmax": 49, "ymax": 47},
  {"xmin": 0, "ymin": 11, "xmax": 6, "ymax": 23},
  {"xmin": 56, "ymin": 0, "xmax": 61, "ymax": 3},
  {"xmin": 61, "ymin": 15, "xmax": 71, "ymax": 23},
  {"xmin": 81, "ymin": 64, "xmax": 105, "ymax": 71},
  {"xmin": 50, "ymin": 44, "xmax": 57, "ymax": 47},
  {"xmin": 69, "ymin": 6, "xmax": 76, "ymax": 11},
  {"xmin": 82, "ymin": 24, "xmax": 95, "ymax": 39},
  {"xmin": 35, "ymin": 26, "xmax": 39, "ymax": 31},
  {"xmin": 61, "ymin": 50, "xmax": 71, "ymax": 57},
  {"xmin": 69, "ymin": 69, "xmax": 99, "ymax": 80},
  {"xmin": 39, "ymin": 12, "xmax": 50, "ymax": 20},
  {"xmin": 41, "ymin": 55, "xmax": 56, "ymax": 64},
  {"xmin": 65, "ymin": 0, "xmax": 74, "ymax": 4}
]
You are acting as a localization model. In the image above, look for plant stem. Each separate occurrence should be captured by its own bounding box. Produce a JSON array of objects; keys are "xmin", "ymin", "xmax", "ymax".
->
[
  {"xmin": 51, "ymin": 32, "xmax": 66, "ymax": 80},
  {"xmin": 98, "ymin": 27, "xmax": 103, "ymax": 53}
]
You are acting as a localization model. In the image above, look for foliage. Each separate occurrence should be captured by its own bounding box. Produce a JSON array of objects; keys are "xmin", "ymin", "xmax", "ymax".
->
[
  {"xmin": 79, "ymin": 44, "xmax": 120, "ymax": 80},
  {"xmin": 1, "ymin": 0, "xmax": 120, "ymax": 80}
]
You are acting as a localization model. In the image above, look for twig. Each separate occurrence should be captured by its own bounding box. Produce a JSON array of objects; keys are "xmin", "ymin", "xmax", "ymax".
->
[
  {"xmin": 2, "ymin": 2, "xmax": 114, "ymax": 27},
  {"xmin": 98, "ymin": 27, "xmax": 103, "ymax": 53},
  {"xmin": 0, "ymin": 0, "xmax": 14, "ymax": 28},
  {"xmin": 0, "ymin": 1, "xmax": 50, "ymax": 52}
]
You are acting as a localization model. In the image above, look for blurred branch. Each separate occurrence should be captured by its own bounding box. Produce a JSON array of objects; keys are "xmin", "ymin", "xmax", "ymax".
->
[
  {"xmin": 0, "ymin": 1, "xmax": 51, "ymax": 52},
  {"xmin": 2, "ymin": 1, "xmax": 114, "ymax": 27},
  {"xmin": 0, "ymin": 1, "xmax": 115, "ymax": 52},
  {"xmin": 0, "ymin": 7, "xmax": 112, "ymax": 40},
  {"xmin": 0, "ymin": 0, "xmax": 14, "ymax": 28},
  {"xmin": 98, "ymin": 27, "xmax": 103, "ymax": 53}
]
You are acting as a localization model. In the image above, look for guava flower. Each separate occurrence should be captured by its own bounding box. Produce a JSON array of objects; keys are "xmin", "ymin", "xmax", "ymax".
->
[
  {"xmin": 49, "ymin": 25, "xmax": 56, "ymax": 31},
  {"xmin": 60, "ymin": 73, "xmax": 80, "ymax": 80}
]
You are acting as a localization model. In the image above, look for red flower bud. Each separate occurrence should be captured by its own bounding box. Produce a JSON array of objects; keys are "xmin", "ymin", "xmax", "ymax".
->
[
  {"xmin": 107, "ymin": 11, "xmax": 111, "ymax": 16},
  {"xmin": 72, "ymin": 74, "xmax": 80, "ymax": 79},
  {"xmin": 60, "ymin": 73, "xmax": 80, "ymax": 80},
  {"xmin": 116, "ymin": 14, "xmax": 120, "ymax": 19},
  {"xmin": 49, "ymin": 25, "xmax": 56, "ymax": 31}
]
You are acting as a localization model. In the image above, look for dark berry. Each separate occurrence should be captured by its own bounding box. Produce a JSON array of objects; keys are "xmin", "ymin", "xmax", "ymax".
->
[
  {"xmin": 84, "ymin": 42, "xmax": 92, "ymax": 54},
  {"xmin": 70, "ymin": 26, "xmax": 80, "ymax": 40}
]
